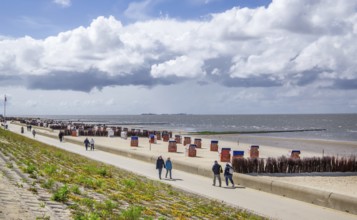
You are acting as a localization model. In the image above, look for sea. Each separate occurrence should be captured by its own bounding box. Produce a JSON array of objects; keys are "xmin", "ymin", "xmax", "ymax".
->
[{"xmin": 35, "ymin": 114, "xmax": 357, "ymax": 142}]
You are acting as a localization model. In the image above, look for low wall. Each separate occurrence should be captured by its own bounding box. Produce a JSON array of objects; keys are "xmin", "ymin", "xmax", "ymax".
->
[{"xmin": 33, "ymin": 128, "xmax": 357, "ymax": 215}]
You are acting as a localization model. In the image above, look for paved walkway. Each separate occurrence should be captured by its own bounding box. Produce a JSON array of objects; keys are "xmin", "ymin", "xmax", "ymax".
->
[{"xmin": 6, "ymin": 124, "xmax": 357, "ymax": 220}]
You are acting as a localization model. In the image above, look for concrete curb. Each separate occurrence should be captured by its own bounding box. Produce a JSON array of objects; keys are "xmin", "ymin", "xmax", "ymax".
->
[
  {"xmin": 234, "ymin": 173, "xmax": 357, "ymax": 215},
  {"xmin": 36, "ymin": 130, "xmax": 357, "ymax": 215}
]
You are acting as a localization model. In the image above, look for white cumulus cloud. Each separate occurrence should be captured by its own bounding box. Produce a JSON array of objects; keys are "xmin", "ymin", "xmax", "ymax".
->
[
  {"xmin": 53, "ymin": 0, "xmax": 71, "ymax": 7},
  {"xmin": 151, "ymin": 56, "xmax": 205, "ymax": 78},
  {"xmin": 0, "ymin": 0, "xmax": 356, "ymax": 93}
]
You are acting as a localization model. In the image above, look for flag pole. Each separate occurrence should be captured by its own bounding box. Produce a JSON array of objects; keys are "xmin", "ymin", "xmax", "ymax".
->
[{"xmin": 4, "ymin": 95, "xmax": 6, "ymax": 120}]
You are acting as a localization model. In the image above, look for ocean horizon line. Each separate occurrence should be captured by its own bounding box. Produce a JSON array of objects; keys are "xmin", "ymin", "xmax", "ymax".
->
[{"xmin": 7, "ymin": 113, "xmax": 357, "ymax": 117}]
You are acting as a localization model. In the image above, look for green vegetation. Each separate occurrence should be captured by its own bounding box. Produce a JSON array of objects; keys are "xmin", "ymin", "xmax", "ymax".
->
[
  {"xmin": 6, "ymin": 161, "xmax": 13, "ymax": 168},
  {"xmin": 41, "ymin": 178, "xmax": 55, "ymax": 189},
  {"xmin": 0, "ymin": 128, "xmax": 264, "ymax": 219},
  {"xmin": 120, "ymin": 205, "xmax": 144, "ymax": 220},
  {"xmin": 52, "ymin": 184, "xmax": 70, "ymax": 202}
]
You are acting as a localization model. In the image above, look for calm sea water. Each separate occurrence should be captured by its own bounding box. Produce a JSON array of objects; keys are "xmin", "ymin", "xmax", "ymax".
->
[{"xmin": 36, "ymin": 114, "xmax": 357, "ymax": 142}]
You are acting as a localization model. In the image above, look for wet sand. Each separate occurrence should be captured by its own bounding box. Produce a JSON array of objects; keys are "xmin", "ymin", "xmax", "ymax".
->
[{"xmin": 202, "ymin": 133, "xmax": 357, "ymax": 157}]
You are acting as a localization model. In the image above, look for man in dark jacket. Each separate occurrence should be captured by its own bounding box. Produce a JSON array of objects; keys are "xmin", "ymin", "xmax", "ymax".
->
[
  {"xmin": 212, "ymin": 160, "xmax": 222, "ymax": 187},
  {"xmin": 58, "ymin": 131, "xmax": 64, "ymax": 142},
  {"xmin": 84, "ymin": 138, "xmax": 90, "ymax": 151},
  {"xmin": 156, "ymin": 156, "xmax": 165, "ymax": 179}
]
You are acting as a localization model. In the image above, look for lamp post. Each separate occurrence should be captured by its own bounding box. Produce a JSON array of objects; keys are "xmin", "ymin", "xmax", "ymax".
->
[
  {"xmin": 3, "ymin": 95, "xmax": 6, "ymax": 120},
  {"xmin": 3, "ymin": 95, "xmax": 7, "ymax": 129}
]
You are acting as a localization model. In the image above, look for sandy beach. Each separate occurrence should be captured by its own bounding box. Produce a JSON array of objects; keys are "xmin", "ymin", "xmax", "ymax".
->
[
  {"xmin": 193, "ymin": 133, "xmax": 357, "ymax": 197},
  {"xmin": 203, "ymin": 133, "xmax": 357, "ymax": 157},
  {"xmin": 1, "ymin": 122, "xmax": 357, "ymax": 219},
  {"xmin": 4, "ymin": 122, "xmax": 357, "ymax": 200},
  {"xmin": 190, "ymin": 134, "xmax": 357, "ymax": 197},
  {"xmin": 254, "ymin": 173, "xmax": 357, "ymax": 197},
  {"xmin": 17, "ymin": 121, "xmax": 356, "ymax": 199}
]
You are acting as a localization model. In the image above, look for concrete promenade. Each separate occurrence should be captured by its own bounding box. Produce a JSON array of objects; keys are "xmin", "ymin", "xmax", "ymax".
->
[{"xmin": 6, "ymin": 123, "xmax": 357, "ymax": 220}]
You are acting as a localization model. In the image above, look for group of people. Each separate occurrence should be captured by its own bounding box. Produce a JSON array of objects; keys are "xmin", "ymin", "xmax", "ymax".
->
[
  {"xmin": 83, "ymin": 137, "xmax": 95, "ymax": 151},
  {"xmin": 156, "ymin": 156, "xmax": 173, "ymax": 179},
  {"xmin": 20, "ymin": 126, "xmax": 36, "ymax": 138},
  {"xmin": 212, "ymin": 160, "xmax": 235, "ymax": 187},
  {"xmin": 155, "ymin": 156, "xmax": 235, "ymax": 188}
]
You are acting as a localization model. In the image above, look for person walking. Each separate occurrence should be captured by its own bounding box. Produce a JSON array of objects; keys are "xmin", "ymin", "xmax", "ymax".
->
[
  {"xmin": 212, "ymin": 160, "xmax": 222, "ymax": 187},
  {"xmin": 84, "ymin": 138, "xmax": 90, "ymax": 151},
  {"xmin": 58, "ymin": 131, "xmax": 64, "ymax": 142},
  {"xmin": 21, "ymin": 126, "xmax": 24, "ymax": 134},
  {"xmin": 224, "ymin": 163, "xmax": 235, "ymax": 188},
  {"xmin": 90, "ymin": 138, "xmax": 95, "ymax": 151},
  {"xmin": 156, "ymin": 156, "xmax": 165, "ymax": 179},
  {"xmin": 165, "ymin": 157, "xmax": 173, "ymax": 179},
  {"xmin": 32, "ymin": 129, "xmax": 36, "ymax": 138}
]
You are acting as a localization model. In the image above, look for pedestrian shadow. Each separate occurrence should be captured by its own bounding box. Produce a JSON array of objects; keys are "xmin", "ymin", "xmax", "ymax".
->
[
  {"xmin": 163, "ymin": 178, "xmax": 183, "ymax": 181},
  {"xmin": 223, "ymin": 185, "xmax": 245, "ymax": 189}
]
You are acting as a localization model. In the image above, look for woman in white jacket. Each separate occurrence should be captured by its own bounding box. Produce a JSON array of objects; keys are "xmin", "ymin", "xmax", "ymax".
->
[{"xmin": 90, "ymin": 138, "xmax": 95, "ymax": 151}]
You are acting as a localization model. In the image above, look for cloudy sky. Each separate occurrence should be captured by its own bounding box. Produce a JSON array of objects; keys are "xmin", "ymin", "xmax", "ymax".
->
[{"xmin": 1, "ymin": 0, "xmax": 357, "ymax": 115}]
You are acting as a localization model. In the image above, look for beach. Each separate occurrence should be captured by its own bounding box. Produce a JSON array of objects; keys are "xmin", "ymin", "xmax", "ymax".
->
[
  {"xmin": 204, "ymin": 134, "xmax": 357, "ymax": 157},
  {"xmin": 188, "ymin": 132, "xmax": 357, "ymax": 159},
  {"xmin": 203, "ymin": 133, "xmax": 357, "ymax": 197},
  {"xmin": 254, "ymin": 174, "xmax": 357, "ymax": 197},
  {"xmin": 1, "ymin": 122, "xmax": 357, "ymax": 219},
  {"xmin": 191, "ymin": 134, "xmax": 357, "ymax": 197},
  {"xmin": 11, "ymin": 121, "xmax": 357, "ymax": 198}
]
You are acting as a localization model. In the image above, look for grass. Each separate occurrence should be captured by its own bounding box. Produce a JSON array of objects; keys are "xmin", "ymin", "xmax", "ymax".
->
[
  {"xmin": 41, "ymin": 178, "xmax": 55, "ymax": 189},
  {"xmin": 52, "ymin": 184, "xmax": 70, "ymax": 202},
  {"xmin": 6, "ymin": 162, "xmax": 13, "ymax": 168},
  {"xmin": 0, "ymin": 128, "xmax": 264, "ymax": 220}
]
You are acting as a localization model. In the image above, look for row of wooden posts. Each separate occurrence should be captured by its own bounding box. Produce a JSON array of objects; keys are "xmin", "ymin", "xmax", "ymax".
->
[{"xmin": 232, "ymin": 155, "xmax": 357, "ymax": 173}]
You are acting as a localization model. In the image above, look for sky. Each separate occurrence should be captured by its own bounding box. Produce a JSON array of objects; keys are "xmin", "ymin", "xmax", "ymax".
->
[{"xmin": 1, "ymin": 0, "xmax": 357, "ymax": 115}]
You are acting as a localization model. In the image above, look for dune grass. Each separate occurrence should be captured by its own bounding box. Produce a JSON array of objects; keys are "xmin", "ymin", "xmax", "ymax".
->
[{"xmin": 0, "ymin": 129, "xmax": 264, "ymax": 220}]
